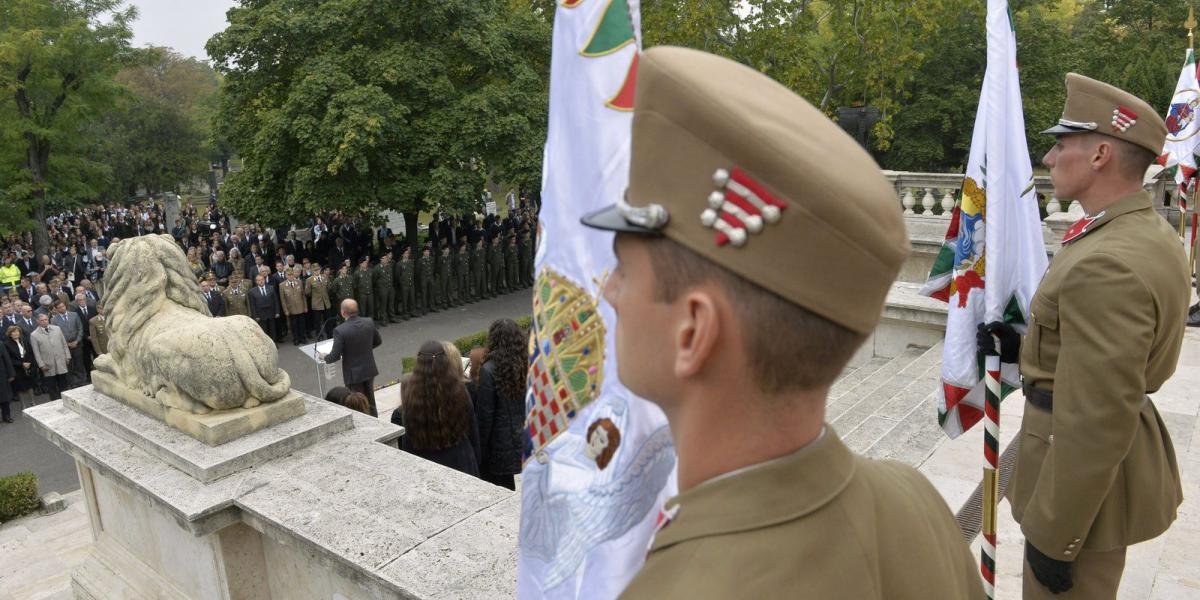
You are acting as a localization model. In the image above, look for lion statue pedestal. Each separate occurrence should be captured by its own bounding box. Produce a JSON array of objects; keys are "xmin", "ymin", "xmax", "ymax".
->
[{"xmin": 92, "ymin": 234, "xmax": 304, "ymax": 446}]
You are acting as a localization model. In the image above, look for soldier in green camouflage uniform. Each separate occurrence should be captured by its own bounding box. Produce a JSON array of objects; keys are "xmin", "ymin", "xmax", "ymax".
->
[
  {"xmin": 489, "ymin": 237, "xmax": 505, "ymax": 295},
  {"xmin": 437, "ymin": 245, "xmax": 453, "ymax": 308},
  {"xmin": 393, "ymin": 248, "xmax": 414, "ymax": 320},
  {"xmin": 456, "ymin": 244, "xmax": 471, "ymax": 304},
  {"xmin": 373, "ymin": 252, "xmax": 395, "ymax": 324},
  {"xmin": 417, "ymin": 246, "xmax": 435, "ymax": 314},
  {"xmin": 474, "ymin": 239, "xmax": 489, "ymax": 299},
  {"xmin": 353, "ymin": 255, "xmax": 375, "ymax": 320},
  {"xmin": 518, "ymin": 229, "xmax": 532, "ymax": 287},
  {"xmin": 505, "ymin": 235, "xmax": 519, "ymax": 290},
  {"xmin": 331, "ymin": 265, "xmax": 354, "ymax": 316}
]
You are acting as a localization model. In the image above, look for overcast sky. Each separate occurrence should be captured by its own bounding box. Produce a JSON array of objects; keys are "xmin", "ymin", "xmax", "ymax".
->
[{"xmin": 128, "ymin": 0, "xmax": 237, "ymax": 62}]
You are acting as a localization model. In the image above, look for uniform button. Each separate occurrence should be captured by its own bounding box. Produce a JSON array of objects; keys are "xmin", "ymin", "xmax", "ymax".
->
[
  {"xmin": 1072, "ymin": 538, "xmax": 1080, "ymax": 543},
  {"xmin": 1067, "ymin": 543, "xmax": 1076, "ymax": 549},
  {"xmin": 1049, "ymin": 434, "xmax": 1054, "ymax": 444},
  {"xmin": 1063, "ymin": 550, "xmax": 1072, "ymax": 556}
]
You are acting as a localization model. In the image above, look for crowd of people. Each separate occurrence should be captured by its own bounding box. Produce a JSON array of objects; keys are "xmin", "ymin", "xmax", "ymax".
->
[
  {"xmin": 0, "ymin": 196, "xmax": 540, "ymax": 423},
  {"xmin": 323, "ymin": 318, "xmax": 529, "ymax": 491}
]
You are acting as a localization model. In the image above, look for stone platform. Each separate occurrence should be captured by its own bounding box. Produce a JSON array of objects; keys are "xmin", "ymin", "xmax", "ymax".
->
[{"xmin": 25, "ymin": 386, "xmax": 520, "ymax": 600}]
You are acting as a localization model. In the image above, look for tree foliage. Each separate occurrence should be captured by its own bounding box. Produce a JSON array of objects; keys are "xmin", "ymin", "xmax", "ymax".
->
[
  {"xmin": 0, "ymin": 0, "xmax": 135, "ymax": 256},
  {"xmin": 208, "ymin": 0, "xmax": 550, "ymax": 240}
]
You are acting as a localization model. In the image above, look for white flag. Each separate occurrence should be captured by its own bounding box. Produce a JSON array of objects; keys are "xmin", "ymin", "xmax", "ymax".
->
[
  {"xmin": 922, "ymin": 0, "xmax": 1047, "ymax": 438},
  {"xmin": 1160, "ymin": 48, "xmax": 1200, "ymax": 200},
  {"xmin": 518, "ymin": 1, "xmax": 676, "ymax": 598}
]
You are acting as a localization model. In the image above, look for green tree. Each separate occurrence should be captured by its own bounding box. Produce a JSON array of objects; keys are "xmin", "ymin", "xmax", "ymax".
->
[
  {"xmin": 0, "ymin": 0, "xmax": 135, "ymax": 257},
  {"xmin": 207, "ymin": 0, "xmax": 550, "ymax": 243},
  {"xmin": 102, "ymin": 47, "xmax": 218, "ymax": 197}
]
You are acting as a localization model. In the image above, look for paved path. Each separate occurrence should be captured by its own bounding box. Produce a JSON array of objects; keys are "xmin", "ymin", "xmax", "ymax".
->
[{"xmin": 0, "ymin": 289, "xmax": 533, "ymax": 495}]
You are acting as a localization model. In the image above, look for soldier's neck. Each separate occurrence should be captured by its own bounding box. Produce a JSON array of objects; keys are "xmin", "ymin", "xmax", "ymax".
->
[
  {"xmin": 1076, "ymin": 176, "xmax": 1144, "ymax": 217},
  {"xmin": 669, "ymin": 389, "xmax": 827, "ymax": 492}
]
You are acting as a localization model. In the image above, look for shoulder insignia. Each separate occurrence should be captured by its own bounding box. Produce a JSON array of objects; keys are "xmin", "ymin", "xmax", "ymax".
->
[{"xmin": 1061, "ymin": 210, "xmax": 1106, "ymax": 244}]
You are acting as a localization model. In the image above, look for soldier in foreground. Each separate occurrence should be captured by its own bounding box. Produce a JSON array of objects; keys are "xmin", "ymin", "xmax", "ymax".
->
[
  {"xmin": 582, "ymin": 46, "xmax": 983, "ymax": 599},
  {"xmin": 986, "ymin": 74, "xmax": 1188, "ymax": 598}
]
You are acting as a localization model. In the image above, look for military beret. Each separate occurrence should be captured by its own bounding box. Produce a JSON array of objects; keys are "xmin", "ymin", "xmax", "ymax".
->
[
  {"xmin": 1042, "ymin": 73, "xmax": 1167, "ymax": 155},
  {"xmin": 582, "ymin": 46, "xmax": 909, "ymax": 335}
]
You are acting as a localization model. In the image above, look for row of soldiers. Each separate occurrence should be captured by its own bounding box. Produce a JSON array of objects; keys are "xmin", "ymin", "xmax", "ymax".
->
[{"xmin": 203, "ymin": 230, "xmax": 535, "ymax": 340}]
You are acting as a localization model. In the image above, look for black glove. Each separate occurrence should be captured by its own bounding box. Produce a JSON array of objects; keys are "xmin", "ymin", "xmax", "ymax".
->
[
  {"xmin": 976, "ymin": 321, "xmax": 1020, "ymax": 363},
  {"xmin": 1026, "ymin": 541, "xmax": 1073, "ymax": 594}
]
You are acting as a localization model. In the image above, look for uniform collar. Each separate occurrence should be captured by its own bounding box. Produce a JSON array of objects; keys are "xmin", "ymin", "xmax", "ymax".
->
[
  {"xmin": 650, "ymin": 427, "xmax": 855, "ymax": 553},
  {"xmin": 1062, "ymin": 190, "xmax": 1152, "ymax": 244}
]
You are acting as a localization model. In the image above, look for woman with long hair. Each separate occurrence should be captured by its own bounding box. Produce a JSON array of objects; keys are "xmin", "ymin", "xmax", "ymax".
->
[
  {"xmin": 475, "ymin": 318, "xmax": 528, "ymax": 490},
  {"xmin": 391, "ymin": 340, "xmax": 480, "ymax": 477}
]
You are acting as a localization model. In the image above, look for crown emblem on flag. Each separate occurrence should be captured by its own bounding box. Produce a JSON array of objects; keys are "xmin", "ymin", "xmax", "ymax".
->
[
  {"xmin": 700, "ymin": 167, "xmax": 788, "ymax": 247},
  {"xmin": 1111, "ymin": 105, "xmax": 1138, "ymax": 133}
]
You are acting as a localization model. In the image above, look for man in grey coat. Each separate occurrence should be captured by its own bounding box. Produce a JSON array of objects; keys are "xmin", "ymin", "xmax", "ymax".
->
[
  {"xmin": 30, "ymin": 313, "xmax": 71, "ymax": 400},
  {"xmin": 51, "ymin": 300, "xmax": 85, "ymax": 387},
  {"xmin": 319, "ymin": 299, "xmax": 382, "ymax": 416}
]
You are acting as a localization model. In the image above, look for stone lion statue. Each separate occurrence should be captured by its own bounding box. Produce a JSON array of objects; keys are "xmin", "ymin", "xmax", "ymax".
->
[{"xmin": 93, "ymin": 234, "xmax": 291, "ymax": 414}]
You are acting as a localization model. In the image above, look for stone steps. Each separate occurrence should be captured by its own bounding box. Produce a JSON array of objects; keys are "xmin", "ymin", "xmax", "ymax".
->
[
  {"xmin": 827, "ymin": 343, "xmax": 949, "ymax": 466},
  {"xmin": 829, "ymin": 356, "xmax": 892, "ymax": 403},
  {"xmin": 828, "ymin": 345, "xmax": 930, "ymax": 425}
]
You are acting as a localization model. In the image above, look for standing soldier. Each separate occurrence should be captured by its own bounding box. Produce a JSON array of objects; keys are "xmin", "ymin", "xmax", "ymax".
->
[
  {"xmin": 353, "ymin": 255, "xmax": 375, "ymax": 322},
  {"xmin": 373, "ymin": 252, "xmax": 395, "ymax": 324},
  {"xmin": 306, "ymin": 265, "xmax": 332, "ymax": 338},
  {"xmin": 489, "ymin": 237, "xmax": 505, "ymax": 296},
  {"xmin": 417, "ymin": 245, "xmax": 435, "ymax": 314},
  {"xmin": 331, "ymin": 264, "xmax": 354, "ymax": 319},
  {"xmin": 395, "ymin": 248, "xmax": 415, "ymax": 319},
  {"xmin": 223, "ymin": 271, "xmax": 250, "ymax": 318},
  {"xmin": 279, "ymin": 268, "xmax": 308, "ymax": 345},
  {"xmin": 437, "ymin": 244, "xmax": 454, "ymax": 308},
  {"xmin": 88, "ymin": 304, "xmax": 109, "ymax": 356},
  {"xmin": 473, "ymin": 239, "xmax": 488, "ymax": 299},
  {"xmin": 456, "ymin": 244, "xmax": 471, "ymax": 304},
  {"xmin": 581, "ymin": 46, "xmax": 982, "ymax": 599},
  {"xmin": 985, "ymin": 74, "xmax": 1189, "ymax": 598},
  {"xmin": 518, "ymin": 229, "xmax": 532, "ymax": 287},
  {"xmin": 504, "ymin": 234, "xmax": 519, "ymax": 290}
]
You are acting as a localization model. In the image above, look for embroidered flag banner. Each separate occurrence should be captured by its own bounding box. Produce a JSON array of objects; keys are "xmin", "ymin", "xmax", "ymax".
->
[
  {"xmin": 517, "ymin": 2, "xmax": 676, "ymax": 599},
  {"xmin": 920, "ymin": 0, "xmax": 1048, "ymax": 438},
  {"xmin": 1159, "ymin": 48, "xmax": 1200, "ymax": 206}
]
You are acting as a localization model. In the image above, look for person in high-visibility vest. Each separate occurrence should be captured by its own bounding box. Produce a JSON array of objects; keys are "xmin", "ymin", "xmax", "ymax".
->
[{"xmin": 0, "ymin": 256, "xmax": 21, "ymax": 294}]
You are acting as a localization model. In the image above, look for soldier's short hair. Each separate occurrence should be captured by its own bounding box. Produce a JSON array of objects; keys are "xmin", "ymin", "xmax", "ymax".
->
[{"xmin": 641, "ymin": 236, "xmax": 865, "ymax": 394}]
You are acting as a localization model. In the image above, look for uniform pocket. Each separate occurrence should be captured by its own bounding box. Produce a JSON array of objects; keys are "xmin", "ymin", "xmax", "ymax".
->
[
  {"xmin": 1009, "ymin": 402, "xmax": 1053, "ymax": 521},
  {"xmin": 1029, "ymin": 296, "xmax": 1060, "ymax": 367}
]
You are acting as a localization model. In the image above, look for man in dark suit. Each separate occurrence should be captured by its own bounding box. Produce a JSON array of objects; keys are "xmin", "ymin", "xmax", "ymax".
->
[
  {"xmin": 70, "ymin": 293, "xmax": 96, "ymax": 374},
  {"xmin": 248, "ymin": 274, "xmax": 280, "ymax": 342},
  {"xmin": 201, "ymin": 280, "xmax": 226, "ymax": 317},
  {"xmin": 319, "ymin": 299, "xmax": 382, "ymax": 416}
]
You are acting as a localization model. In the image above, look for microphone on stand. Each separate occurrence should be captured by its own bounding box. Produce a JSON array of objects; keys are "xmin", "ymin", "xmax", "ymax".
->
[{"xmin": 317, "ymin": 316, "xmax": 340, "ymax": 343}]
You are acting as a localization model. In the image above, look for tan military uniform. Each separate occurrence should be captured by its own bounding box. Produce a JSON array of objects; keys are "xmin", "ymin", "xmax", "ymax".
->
[
  {"xmin": 1008, "ymin": 73, "xmax": 1190, "ymax": 599},
  {"xmin": 88, "ymin": 315, "xmax": 108, "ymax": 355},
  {"xmin": 305, "ymin": 274, "xmax": 331, "ymax": 311},
  {"xmin": 223, "ymin": 280, "xmax": 249, "ymax": 317},
  {"xmin": 1008, "ymin": 191, "xmax": 1187, "ymax": 577},
  {"xmin": 622, "ymin": 431, "xmax": 984, "ymax": 600},
  {"xmin": 279, "ymin": 280, "xmax": 307, "ymax": 316}
]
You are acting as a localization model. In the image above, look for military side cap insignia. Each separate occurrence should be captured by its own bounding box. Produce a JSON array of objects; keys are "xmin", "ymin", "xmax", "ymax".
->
[
  {"xmin": 700, "ymin": 167, "xmax": 788, "ymax": 247},
  {"xmin": 1111, "ymin": 105, "xmax": 1138, "ymax": 133}
]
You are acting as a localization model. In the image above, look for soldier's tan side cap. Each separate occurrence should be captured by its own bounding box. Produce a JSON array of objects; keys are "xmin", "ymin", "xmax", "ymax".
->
[
  {"xmin": 1042, "ymin": 73, "xmax": 1167, "ymax": 154},
  {"xmin": 582, "ymin": 46, "xmax": 909, "ymax": 335}
]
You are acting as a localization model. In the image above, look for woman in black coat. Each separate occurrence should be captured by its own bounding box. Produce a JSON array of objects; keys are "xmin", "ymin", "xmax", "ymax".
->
[
  {"xmin": 0, "ymin": 329, "xmax": 17, "ymax": 423},
  {"xmin": 4, "ymin": 326, "xmax": 34, "ymax": 413},
  {"xmin": 391, "ymin": 340, "xmax": 480, "ymax": 477},
  {"xmin": 475, "ymin": 319, "xmax": 528, "ymax": 490}
]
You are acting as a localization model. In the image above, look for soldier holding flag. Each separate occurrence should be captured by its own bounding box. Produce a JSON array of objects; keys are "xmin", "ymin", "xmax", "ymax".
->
[{"xmin": 988, "ymin": 74, "xmax": 1189, "ymax": 598}]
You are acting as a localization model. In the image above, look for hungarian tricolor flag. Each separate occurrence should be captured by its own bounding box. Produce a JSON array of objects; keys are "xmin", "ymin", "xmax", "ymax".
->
[
  {"xmin": 1159, "ymin": 48, "xmax": 1200, "ymax": 207},
  {"xmin": 919, "ymin": 0, "xmax": 1047, "ymax": 438}
]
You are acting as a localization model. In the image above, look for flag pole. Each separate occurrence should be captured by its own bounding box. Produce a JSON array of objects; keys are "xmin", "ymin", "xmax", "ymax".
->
[
  {"xmin": 1183, "ymin": 7, "xmax": 1197, "ymax": 239},
  {"xmin": 981, "ymin": 340, "xmax": 1001, "ymax": 599}
]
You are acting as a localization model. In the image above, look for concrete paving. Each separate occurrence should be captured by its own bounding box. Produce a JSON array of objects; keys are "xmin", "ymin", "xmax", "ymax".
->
[{"xmin": 0, "ymin": 289, "xmax": 533, "ymax": 496}]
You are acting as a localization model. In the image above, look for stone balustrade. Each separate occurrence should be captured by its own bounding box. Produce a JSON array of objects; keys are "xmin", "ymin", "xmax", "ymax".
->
[{"xmin": 881, "ymin": 170, "xmax": 1172, "ymax": 222}]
